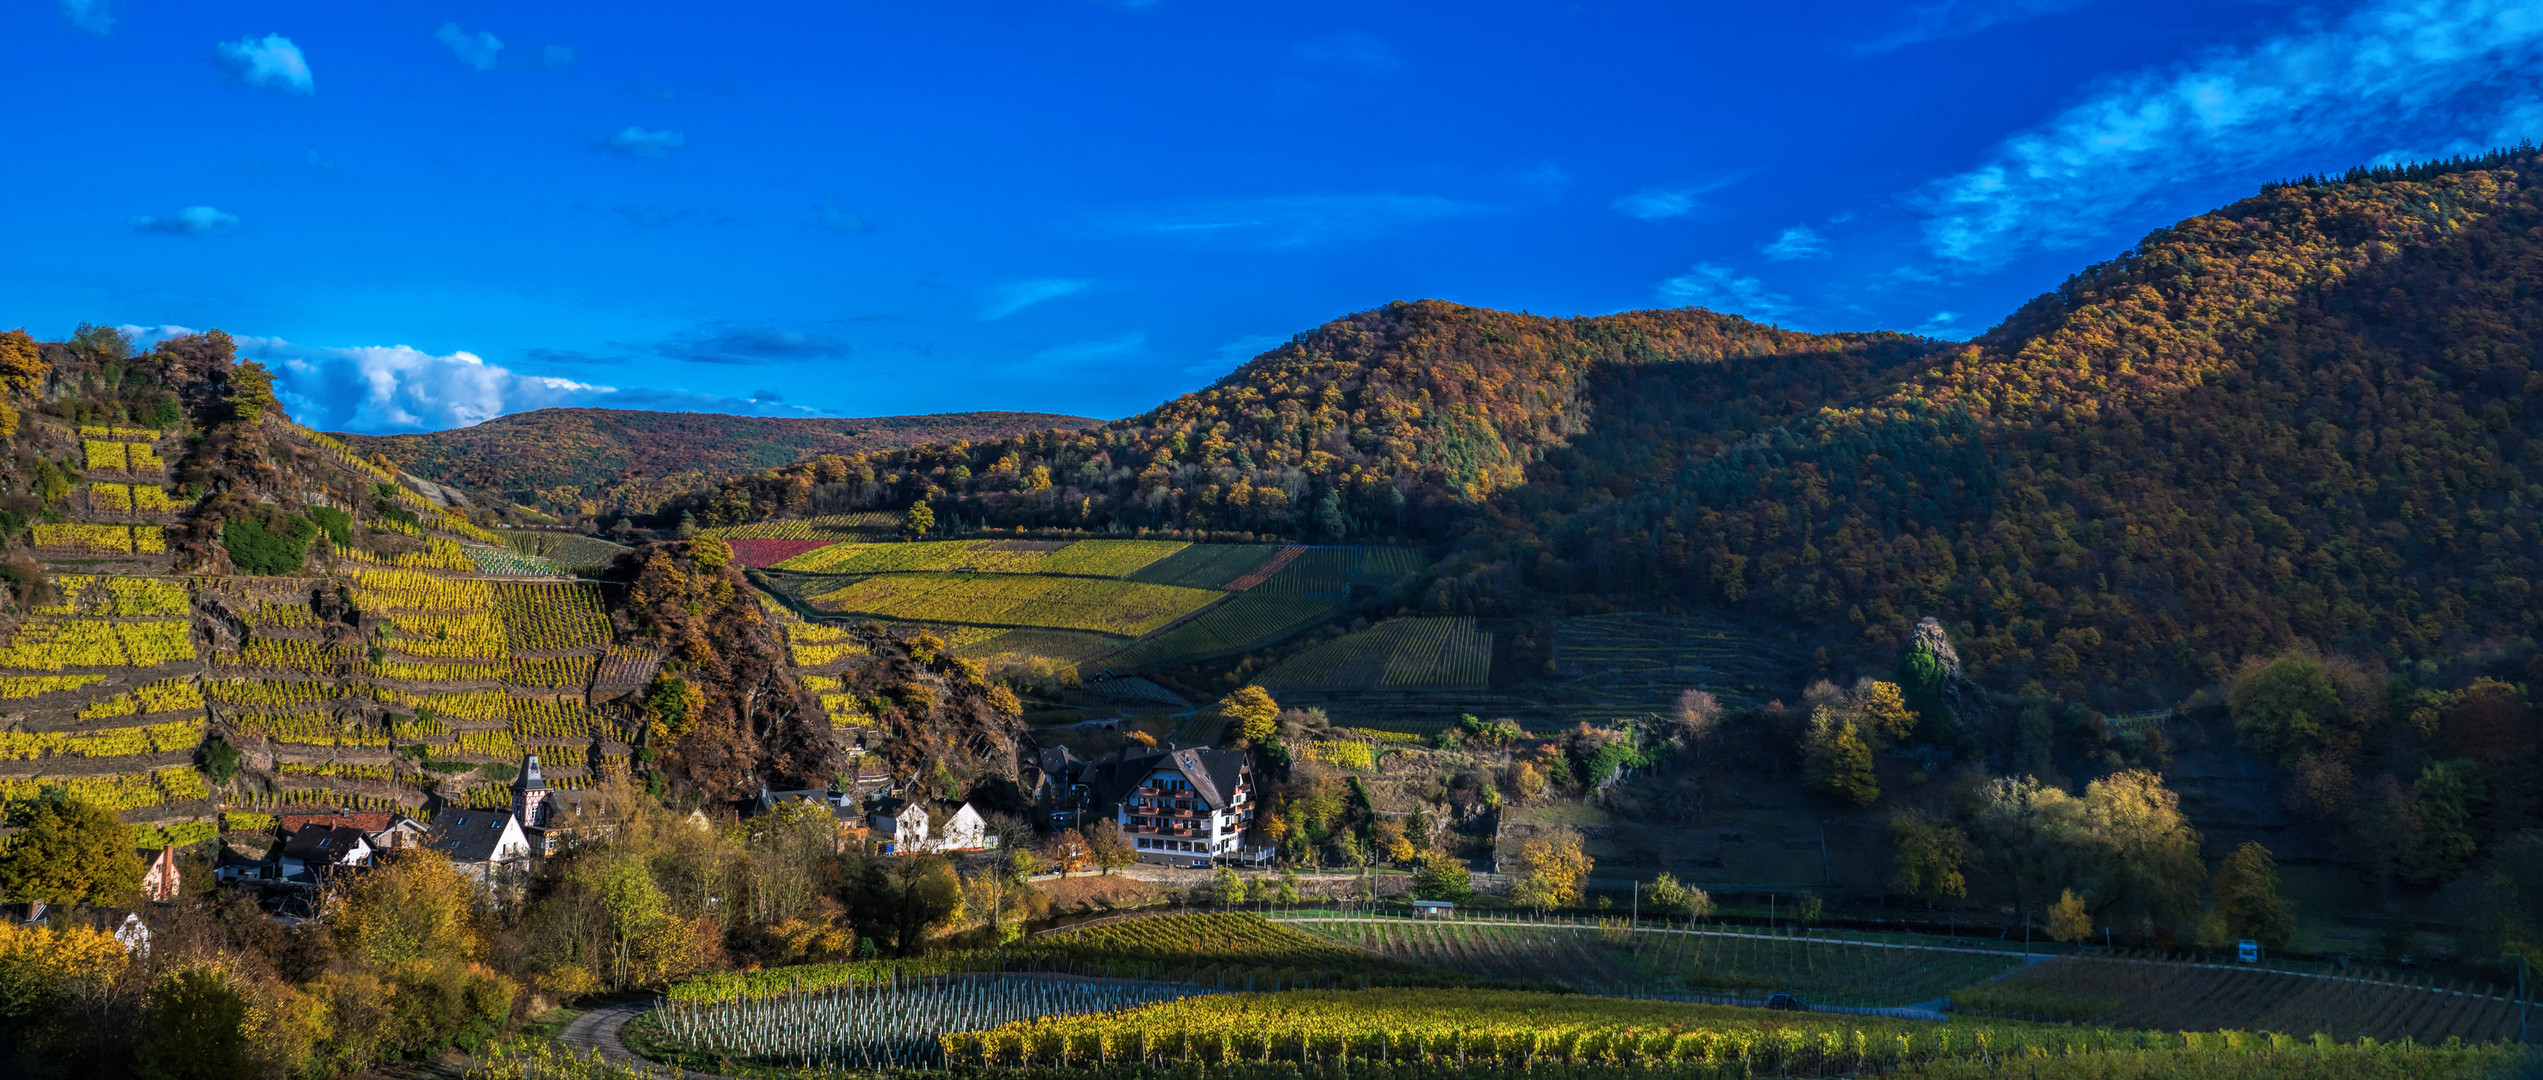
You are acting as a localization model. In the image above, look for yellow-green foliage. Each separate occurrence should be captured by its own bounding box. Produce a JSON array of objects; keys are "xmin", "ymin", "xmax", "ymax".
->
[
  {"xmin": 220, "ymin": 810, "xmax": 276, "ymax": 832},
  {"xmin": 492, "ymin": 582, "xmax": 614, "ymax": 650},
  {"xmin": 77, "ymin": 678, "xmax": 205, "ymax": 719},
  {"xmin": 278, "ymin": 761, "xmax": 395, "ymax": 782},
  {"xmin": 82, "ymin": 440, "xmax": 127, "ymax": 471},
  {"xmin": 345, "ymin": 567, "xmax": 494, "ymax": 613},
  {"xmin": 39, "ymin": 576, "xmax": 192, "ymax": 616},
  {"xmin": 0, "ymin": 717, "xmax": 205, "ymax": 760},
  {"xmin": 79, "ymin": 425, "xmax": 162, "ymax": 440},
  {"xmin": 0, "ymin": 618, "xmax": 196, "ymax": 670},
  {"xmin": 337, "ymin": 537, "xmax": 476, "ymax": 572},
  {"xmin": 131, "ymin": 820, "xmax": 218, "ymax": 848},
  {"xmin": 0, "ymin": 675, "xmax": 106, "ymax": 699},
  {"xmin": 0, "ymin": 766, "xmax": 203, "ymax": 812},
  {"xmin": 1301, "ymin": 739, "xmax": 1376, "ymax": 770},
  {"xmin": 784, "ymin": 622, "xmax": 867, "ymax": 667}
]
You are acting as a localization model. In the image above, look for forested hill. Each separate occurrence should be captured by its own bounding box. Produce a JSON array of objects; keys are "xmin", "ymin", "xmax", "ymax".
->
[
  {"xmin": 337, "ymin": 406, "xmax": 1097, "ymax": 517},
  {"xmin": 682, "ymin": 152, "xmax": 2543, "ymax": 706}
]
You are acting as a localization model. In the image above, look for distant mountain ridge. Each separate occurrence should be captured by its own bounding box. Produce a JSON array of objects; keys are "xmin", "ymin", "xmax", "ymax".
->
[
  {"xmin": 336, "ymin": 407, "xmax": 1098, "ymax": 514},
  {"xmin": 677, "ymin": 148, "xmax": 2543, "ymax": 704}
]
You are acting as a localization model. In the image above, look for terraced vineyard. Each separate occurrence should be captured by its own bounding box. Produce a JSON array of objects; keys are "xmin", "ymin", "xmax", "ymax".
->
[
  {"xmin": 1252, "ymin": 617, "xmax": 1492, "ymax": 694},
  {"xmin": 1547, "ymin": 611, "xmax": 1812, "ymax": 719},
  {"xmin": 1022, "ymin": 913, "xmax": 1491, "ymax": 987},
  {"xmin": 695, "ymin": 512, "xmax": 901, "ymax": 541}
]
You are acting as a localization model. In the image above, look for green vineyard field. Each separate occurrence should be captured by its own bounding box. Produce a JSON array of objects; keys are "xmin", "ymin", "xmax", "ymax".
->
[
  {"xmin": 1252, "ymin": 617, "xmax": 1493, "ymax": 694},
  {"xmin": 1127, "ymin": 544, "xmax": 1285, "ymax": 589},
  {"xmin": 806, "ymin": 573, "xmax": 1221, "ymax": 636},
  {"xmin": 1953, "ymin": 955, "xmax": 2535, "ymax": 1044},
  {"xmin": 1097, "ymin": 593, "xmax": 1337, "ymax": 673}
]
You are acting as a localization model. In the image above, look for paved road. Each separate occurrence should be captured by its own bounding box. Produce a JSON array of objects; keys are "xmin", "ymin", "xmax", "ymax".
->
[{"xmin": 556, "ymin": 1001, "xmax": 712, "ymax": 1080}]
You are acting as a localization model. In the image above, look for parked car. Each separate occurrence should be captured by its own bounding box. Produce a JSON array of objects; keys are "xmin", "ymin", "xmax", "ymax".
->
[{"xmin": 1764, "ymin": 993, "xmax": 1807, "ymax": 1011}]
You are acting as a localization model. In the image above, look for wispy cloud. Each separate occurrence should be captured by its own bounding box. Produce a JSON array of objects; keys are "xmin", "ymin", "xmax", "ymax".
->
[
  {"xmin": 129, "ymin": 206, "xmax": 240, "ymax": 237},
  {"xmin": 1921, "ymin": 0, "xmax": 2543, "ymax": 266},
  {"xmin": 436, "ymin": 23, "xmax": 504, "ymax": 72},
  {"xmin": 1104, "ymin": 193, "xmax": 1490, "ymax": 246},
  {"xmin": 1857, "ymin": 0, "xmax": 2088, "ymax": 54},
  {"xmin": 1188, "ymin": 333, "xmax": 1288, "ymax": 376},
  {"xmin": 1763, "ymin": 225, "xmax": 1830, "ymax": 261},
  {"xmin": 1914, "ymin": 311, "xmax": 1969, "ymax": 338},
  {"xmin": 655, "ymin": 327, "xmax": 850, "ymax": 365},
  {"xmin": 609, "ymin": 126, "xmax": 686, "ymax": 158},
  {"xmin": 215, "ymin": 34, "xmax": 314, "ymax": 94},
  {"xmin": 981, "ymin": 278, "xmax": 1090, "ymax": 320},
  {"xmin": 1658, "ymin": 264, "xmax": 1796, "ymax": 323},
  {"xmin": 58, "ymin": 0, "xmax": 112, "ymax": 34},
  {"xmin": 1022, "ymin": 333, "xmax": 1148, "ymax": 370},
  {"xmin": 1610, "ymin": 174, "xmax": 1747, "ymax": 221}
]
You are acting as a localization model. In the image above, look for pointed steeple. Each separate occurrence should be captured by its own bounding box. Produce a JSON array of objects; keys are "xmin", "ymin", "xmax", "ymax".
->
[{"xmin": 514, "ymin": 753, "xmax": 549, "ymax": 827}]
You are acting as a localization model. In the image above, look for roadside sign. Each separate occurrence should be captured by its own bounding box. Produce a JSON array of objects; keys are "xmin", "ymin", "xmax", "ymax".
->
[{"xmin": 2238, "ymin": 939, "xmax": 2260, "ymax": 963}]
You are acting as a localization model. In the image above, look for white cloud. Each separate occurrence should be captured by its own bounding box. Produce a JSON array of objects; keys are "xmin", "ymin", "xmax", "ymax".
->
[
  {"xmin": 215, "ymin": 34, "xmax": 314, "ymax": 95},
  {"xmin": 1658, "ymin": 264, "xmax": 1796, "ymax": 323},
  {"xmin": 436, "ymin": 23, "xmax": 504, "ymax": 72},
  {"xmin": 1922, "ymin": 0, "xmax": 2543, "ymax": 266},
  {"xmin": 1763, "ymin": 225, "xmax": 1830, "ymax": 260},
  {"xmin": 1858, "ymin": 0, "xmax": 2088, "ymax": 53},
  {"xmin": 980, "ymin": 278, "xmax": 1090, "ymax": 320},
  {"xmin": 609, "ymin": 126, "xmax": 686, "ymax": 158},
  {"xmin": 129, "ymin": 206, "xmax": 240, "ymax": 236},
  {"xmin": 1914, "ymin": 311, "xmax": 1970, "ymax": 338},
  {"xmin": 232, "ymin": 336, "xmax": 613, "ymax": 432},
  {"xmin": 59, "ymin": 0, "xmax": 113, "ymax": 34}
]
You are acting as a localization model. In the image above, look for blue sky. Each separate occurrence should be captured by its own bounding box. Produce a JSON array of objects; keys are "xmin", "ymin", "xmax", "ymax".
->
[{"xmin": 10, "ymin": 0, "xmax": 2543, "ymax": 433}]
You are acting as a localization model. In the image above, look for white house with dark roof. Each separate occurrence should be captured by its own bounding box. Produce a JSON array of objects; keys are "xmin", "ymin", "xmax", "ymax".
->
[
  {"xmin": 1105, "ymin": 746, "xmax": 1253, "ymax": 868},
  {"xmin": 426, "ymin": 808, "xmax": 532, "ymax": 885}
]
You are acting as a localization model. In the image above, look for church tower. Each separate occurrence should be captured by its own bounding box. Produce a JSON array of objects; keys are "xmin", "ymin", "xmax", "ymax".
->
[{"xmin": 514, "ymin": 753, "xmax": 549, "ymax": 827}]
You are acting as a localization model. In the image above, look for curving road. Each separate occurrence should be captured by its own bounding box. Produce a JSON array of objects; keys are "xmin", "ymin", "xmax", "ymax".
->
[{"xmin": 556, "ymin": 1001, "xmax": 720, "ymax": 1080}]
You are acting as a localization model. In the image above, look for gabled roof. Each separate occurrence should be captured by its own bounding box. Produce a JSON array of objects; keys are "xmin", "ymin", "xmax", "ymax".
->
[
  {"xmin": 427, "ymin": 811, "xmax": 523, "ymax": 863},
  {"xmin": 279, "ymin": 825, "xmax": 371, "ymax": 863},
  {"xmin": 1091, "ymin": 747, "xmax": 1248, "ymax": 811},
  {"xmin": 1036, "ymin": 745, "xmax": 1083, "ymax": 779}
]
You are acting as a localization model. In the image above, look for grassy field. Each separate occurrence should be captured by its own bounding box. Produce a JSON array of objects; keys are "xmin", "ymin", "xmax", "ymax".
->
[
  {"xmin": 1251, "ymin": 616, "xmax": 1492, "ymax": 694},
  {"xmin": 1953, "ymin": 955, "xmax": 2534, "ymax": 1043},
  {"xmin": 1289, "ymin": 918, "xmax": 2017, "ymax": 1008},
  {"xmin": 803, "ymin": 573, "xmax": 1221, "ymax": 635}
]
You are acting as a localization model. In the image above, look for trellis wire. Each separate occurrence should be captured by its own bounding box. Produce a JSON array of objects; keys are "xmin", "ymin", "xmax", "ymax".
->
[{"xmin": 651, "ymin": 972, "xmax": 1204, "ymax": 1070}]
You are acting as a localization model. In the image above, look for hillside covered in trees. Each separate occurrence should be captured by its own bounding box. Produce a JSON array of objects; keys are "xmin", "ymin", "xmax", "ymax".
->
[
  {"xmin": 683, "ymin": 153, "xmax": 2543, "ymax": 709},
  {"xmin": 339, "ymin": 407, "xmax": 1097, "ymax": 521}
]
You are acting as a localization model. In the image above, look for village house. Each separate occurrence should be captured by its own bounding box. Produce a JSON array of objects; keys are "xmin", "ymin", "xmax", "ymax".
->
[
  {"xmin": 1100, "ymin": 746, "xmax": 1253, "ymax": 869},
  {"xmin": 277, "ymin": 824, "xmax": 375, "ymax": 881},
  {"xmin": 424, "ymin": 808, "xmax": 533, "ymax": 885}
]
